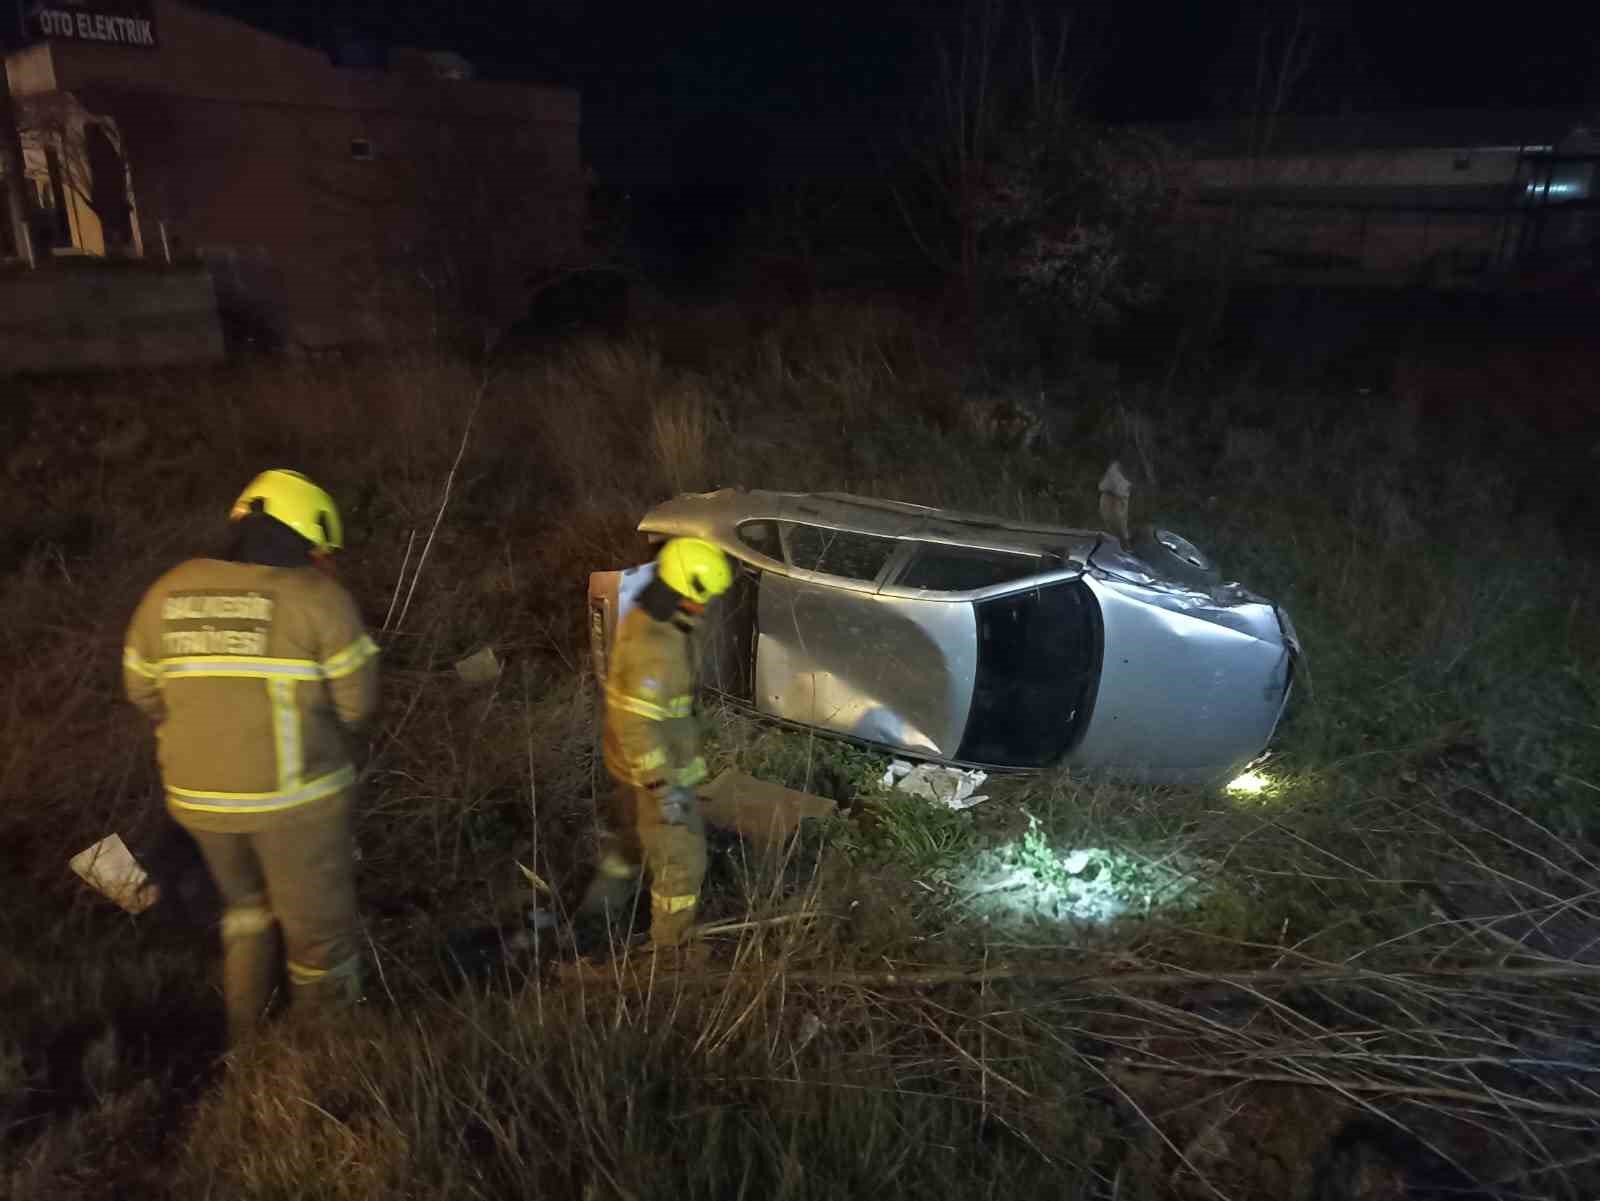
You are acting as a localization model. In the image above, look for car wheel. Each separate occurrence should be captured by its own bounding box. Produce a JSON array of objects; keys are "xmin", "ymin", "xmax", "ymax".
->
[{"xmin": 1132, "ymin": 525, "xmax": 1222, "ymax": 589}]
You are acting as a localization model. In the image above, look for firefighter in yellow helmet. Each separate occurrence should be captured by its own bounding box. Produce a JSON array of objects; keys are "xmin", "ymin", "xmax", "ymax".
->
[
  {"xmin": 123, "ymin": 470, "xmax": 379, "ymax": 1043},
  {"xmin": 577, "ymin": 537, "xmax": 734, "ymax": 950}
]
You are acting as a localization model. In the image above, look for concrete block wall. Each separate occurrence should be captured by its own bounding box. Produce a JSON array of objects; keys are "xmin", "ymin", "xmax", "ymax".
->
[{"xmin": 0, "ymin": 264, "xmax": 223, "ymax": 372}]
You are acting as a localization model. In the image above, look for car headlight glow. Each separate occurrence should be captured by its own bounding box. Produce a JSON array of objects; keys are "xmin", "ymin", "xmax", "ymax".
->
[{"xmin": 1226, "ymin": 770, "xmax": 1270, "ymax": 796}]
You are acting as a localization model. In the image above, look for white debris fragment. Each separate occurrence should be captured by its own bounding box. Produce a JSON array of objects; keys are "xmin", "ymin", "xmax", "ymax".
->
[
  {"xmin": 794, "ymin": 1012, "xmax": 823, "ymax": 1054},
  {"xmin": 890, "ymin": 762, "xmax": 990, "ymax": 810},
  {"xmin": 880, "ymin": 759, "xmax": 915, "ymax": 788},
  {"xmin": 70, "ymin": 833, "xmax": 159, "ymax": 914},
  {"xmin": 1098, "ymin": 460, "xmax": 1132, "ymax": 499},
  {"xmin": 1061, "ymin": 849, "xmax": 1093, "ymax": 874},
  {"xmin": 1098, "ymin": 461, "xmax": 1133, "ymax": 542},
  {"xmin": 616, "ymin": 563, "xmax": 657, "ymax": 621},
  {"xmin": 454, "ymin": 646, "xmax": 502, "ymax": 685}
]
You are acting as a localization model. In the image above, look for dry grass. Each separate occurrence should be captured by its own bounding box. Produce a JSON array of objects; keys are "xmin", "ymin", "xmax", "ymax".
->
[
  {"xmin": 173, "ymin": 963, "xmax": 1101, "ymax": 1200},
  {"xmin": 1, "ymin": 295, "xmax": 1597, "ymax": 1199}
]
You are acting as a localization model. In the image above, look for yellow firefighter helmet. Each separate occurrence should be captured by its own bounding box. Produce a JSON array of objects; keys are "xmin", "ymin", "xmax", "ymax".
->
[
  {"xmin": 656, "ymin": 537, "xmax": 733, "ymax": 603},
  {"xmin": 229, "ymin": 469, "xmax": 344, "ymax": 551}
]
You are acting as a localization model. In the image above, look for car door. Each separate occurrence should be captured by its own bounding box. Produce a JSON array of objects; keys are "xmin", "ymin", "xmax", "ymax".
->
[{"xmin": 754, "ymin": 523, "xmax": 975, "ymax": 758}]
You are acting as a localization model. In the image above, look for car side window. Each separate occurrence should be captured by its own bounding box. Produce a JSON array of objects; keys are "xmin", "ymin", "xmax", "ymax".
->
[
  {"xmin": 898, "ymin": 543, "xmax": 1044, "ymax": 592},
  {"xmin": 737, "ymin": 520, "xmax": 784, "ymax": 563},
  {"xmin": 784, "ymin": 523, "xmax": 897, "ymax": 583}
]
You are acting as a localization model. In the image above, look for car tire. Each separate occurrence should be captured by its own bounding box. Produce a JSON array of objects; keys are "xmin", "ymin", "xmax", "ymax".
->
[{"xmin": 1132, "ymin": 525, "xmax": 1222, "ymax": 589}]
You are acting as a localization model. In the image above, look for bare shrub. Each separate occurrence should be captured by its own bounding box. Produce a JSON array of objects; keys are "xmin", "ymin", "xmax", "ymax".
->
[{"xmin": 650, "ymin": 385, "xmax": 716, "ymax": 495}]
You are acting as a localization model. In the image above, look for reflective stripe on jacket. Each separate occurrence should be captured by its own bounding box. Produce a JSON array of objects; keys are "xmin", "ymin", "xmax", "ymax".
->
[
  {"xmin": 602, "ymin": 605, "xmax": 705, "ymax": 793},
  {"xmin": 123, "ymin": 558, "xmax": 379, "ymax": 822}
]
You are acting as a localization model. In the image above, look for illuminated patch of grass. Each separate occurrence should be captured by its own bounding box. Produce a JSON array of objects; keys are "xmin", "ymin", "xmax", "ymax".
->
[{"xmin": 839, "ymin": 789, "xmax": 981, "ymax": 880}]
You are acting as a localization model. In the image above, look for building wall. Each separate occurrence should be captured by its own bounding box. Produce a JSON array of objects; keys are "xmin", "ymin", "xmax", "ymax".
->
[
  {"xmin": 5, "ymin": 0, "xmax": 583, "ymax": 347},
  {"xmin": 5, "ymin": 44, "xmax": 58, "ymax": 94},
  {"xmin": 12, "ymin": 0, "xmax": 577, "ymax": 123}
]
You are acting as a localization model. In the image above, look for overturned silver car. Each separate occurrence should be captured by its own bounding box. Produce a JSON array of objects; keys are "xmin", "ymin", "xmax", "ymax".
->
[{"xmin": 589, "ymin": 489, "xmax": 1300, "ymax": 787}]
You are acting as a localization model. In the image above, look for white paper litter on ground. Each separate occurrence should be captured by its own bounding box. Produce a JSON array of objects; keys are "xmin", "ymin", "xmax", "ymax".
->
[
  {"xmin": 882, "ymin": 760, "xmax": 990, "ymax": 810},
  {"xmin": 69, "ymin": 833, "xmax": 159, "ymax": 913},
  {"xmin": 454, "ymin": 646, "xmax": 502, "ymax": 685},
  {"xmin": 880, "ymin": 760, "xmax": 915, "ymax": 788}
]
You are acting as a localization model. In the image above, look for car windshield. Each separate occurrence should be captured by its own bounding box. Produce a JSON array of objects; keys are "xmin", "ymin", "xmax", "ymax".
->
[{"xmin": 955, "ymin": 579, "xmax": 1101, "ymax": 767}]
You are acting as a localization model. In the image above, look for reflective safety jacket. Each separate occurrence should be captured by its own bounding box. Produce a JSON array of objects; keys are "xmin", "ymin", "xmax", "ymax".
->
[
  {"xmin": 602, "ymin": 605, "xmax": 706, "ymax": 796},
  {"xmin": 123, "ymin": 558, "xmax": 379, "ymax": 830}
]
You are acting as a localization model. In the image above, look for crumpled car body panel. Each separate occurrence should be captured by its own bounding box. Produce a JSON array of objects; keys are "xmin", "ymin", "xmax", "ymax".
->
[
  {"xmin": 1073, "ymin": 575, "xmax": 1294, "ymax": 783},
  {"xmin": 754, "ymin": 571, "xmax": 977, "ymax": 758}
]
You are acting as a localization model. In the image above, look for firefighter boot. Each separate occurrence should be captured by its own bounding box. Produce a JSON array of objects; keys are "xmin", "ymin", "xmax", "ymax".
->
[
  {"xmin": 573, "ymin": 852, "xmax": 642, "ymax": 947},
  {"xmin": 220, "ymin": 904, "xmax": 281, "ymax": 1045},
  {"xmin": 288, "ymin": 953, "xmax": 364, "ymax": 1016},
  {"xmin": 577, "ymin": 852, "xmax": 642, "ymax": 918},
  {"xmin": 649, "ymin": 892, "xmax": 698, "ymax": 949}
]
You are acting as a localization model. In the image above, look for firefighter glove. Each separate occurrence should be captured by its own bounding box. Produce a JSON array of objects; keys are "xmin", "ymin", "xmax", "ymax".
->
[{"xmin": 659, "ymin": 786, "xmax": 695, "ymax": 827}]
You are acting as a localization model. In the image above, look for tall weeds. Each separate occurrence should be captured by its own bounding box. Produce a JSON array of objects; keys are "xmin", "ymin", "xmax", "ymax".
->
[{"xmin": 1, "ymin": 296, "xmax": 1596, "ymax": 1199}]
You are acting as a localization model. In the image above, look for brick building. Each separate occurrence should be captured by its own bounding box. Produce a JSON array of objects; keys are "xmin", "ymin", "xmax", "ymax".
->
[{"xmin": 2, "ymin": 0, "xmax": 583, "ymax": 348}]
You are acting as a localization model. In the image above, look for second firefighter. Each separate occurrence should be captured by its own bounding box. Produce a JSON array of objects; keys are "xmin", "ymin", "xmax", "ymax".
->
[{"xmin": 579, "ymin": 537, "xmax": 733, "ymax": 949}]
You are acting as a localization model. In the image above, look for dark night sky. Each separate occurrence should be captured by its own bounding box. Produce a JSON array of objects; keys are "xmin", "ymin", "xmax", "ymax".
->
[
  {"xmin": 211, "ymin": 1, "xmax": 1600, "ymax": 114},
  {"xmin": 206, "ymin": 1, "xmax": 1600, "ymax": 193}
]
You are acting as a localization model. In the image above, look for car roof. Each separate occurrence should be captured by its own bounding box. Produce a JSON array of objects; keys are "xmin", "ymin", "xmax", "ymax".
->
[{"xmin": 637, "ymin": 488, "xmax": 1102, "ymax": 563}]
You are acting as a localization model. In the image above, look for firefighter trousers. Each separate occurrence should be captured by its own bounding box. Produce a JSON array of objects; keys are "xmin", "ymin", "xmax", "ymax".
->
[
  {"xmin": 187, "ymin": 798, "xmax": 362, "ymax": 1042},
  {"xmin": 584, "ymin": 780, "xmax": 707, "ymax": 946}
]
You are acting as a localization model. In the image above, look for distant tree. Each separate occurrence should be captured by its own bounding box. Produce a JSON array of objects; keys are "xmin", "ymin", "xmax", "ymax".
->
[
  {"xmin": 1204, "ymin": 0, "xmax": 1367, "ymax": 120},
  {"xmin": 1154, "ymin": 0, "xmax": 1325, "ymax": 397},
  {"xmin": 973, "ymin": 114, "xmax": 1177, "ymax": 364},
  {"xmin": 895, "ymin": 0, "xmax": 1172, "ymax": 364}
]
